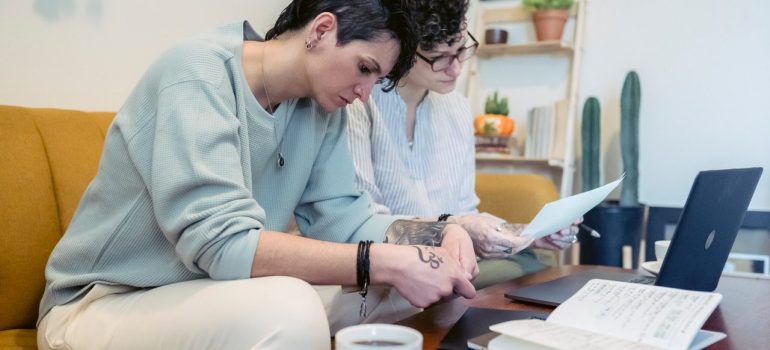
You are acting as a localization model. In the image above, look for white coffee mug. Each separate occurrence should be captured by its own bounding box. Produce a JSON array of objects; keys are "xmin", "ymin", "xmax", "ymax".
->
[
  {"xmin": 654, "ymin": 240, "xmax": 671, "ymax": 262},
  {"xmin": 335, "ymin": 324, "xmax": 422, "ymax": 350}
]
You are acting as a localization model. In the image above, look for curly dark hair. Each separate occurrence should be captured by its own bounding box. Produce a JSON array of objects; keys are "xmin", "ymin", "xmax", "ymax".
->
[
  {"xmin": 266, "ymin": 0, "xmax": 417, "ymax": 92},
  {"xmin": 412, "ymin": 0, "xmax": 469, "ymax": 51}
]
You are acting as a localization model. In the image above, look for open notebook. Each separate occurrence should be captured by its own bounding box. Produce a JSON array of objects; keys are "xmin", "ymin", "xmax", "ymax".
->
[{"xmin": 485, "ymin": 279, "xmax": 725, "ymax": 350}]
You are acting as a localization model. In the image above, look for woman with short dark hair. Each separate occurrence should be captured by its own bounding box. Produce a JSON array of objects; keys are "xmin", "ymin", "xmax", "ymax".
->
[{"xmin": 37, "ymin": 1, "xmax": 478, "ymax": 349}]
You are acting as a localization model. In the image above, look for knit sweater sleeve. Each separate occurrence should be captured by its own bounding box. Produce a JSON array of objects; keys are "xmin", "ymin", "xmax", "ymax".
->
[
  {"xmin": 294, "ymin": 107, "xmax": 397, "ymax": 243},
  {"xmin": 148, "ymin": 78, "xmax": 263, "ymax": 280}
]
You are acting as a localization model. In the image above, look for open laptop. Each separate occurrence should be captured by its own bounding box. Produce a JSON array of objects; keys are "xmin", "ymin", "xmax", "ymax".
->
[{"xmin": 505, "ymin": 167, "xmax": 763, "ymax": 307}]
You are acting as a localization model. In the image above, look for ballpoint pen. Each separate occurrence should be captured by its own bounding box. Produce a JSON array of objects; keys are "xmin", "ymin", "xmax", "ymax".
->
[{"xmin": 580, "ymin": 223, "xmax": 601, "ymax": 238}]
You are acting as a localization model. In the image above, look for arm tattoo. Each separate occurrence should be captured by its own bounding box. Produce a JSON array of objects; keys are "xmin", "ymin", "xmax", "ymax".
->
[
  {"xmin": 384, "ymin": 219, "xmax": 447, "ymax": 246},
  {"xmin": 414, "ymin": 246, "xmax": 443, "ymax": 269}
]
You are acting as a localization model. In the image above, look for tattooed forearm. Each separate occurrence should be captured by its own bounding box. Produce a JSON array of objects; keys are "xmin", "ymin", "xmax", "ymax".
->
[
  {"xmin": 384, "ymin": 219, "xmax": 447, "ymax": 246},
  {"xmin": 414, "ymin": 246, "xmax": 443, "ymax": 269}
]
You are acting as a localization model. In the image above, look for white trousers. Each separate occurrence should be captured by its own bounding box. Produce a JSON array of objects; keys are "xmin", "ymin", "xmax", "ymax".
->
[{"xmin": 38, "ymin": 277, "xmax": 419, "ymax": 350}]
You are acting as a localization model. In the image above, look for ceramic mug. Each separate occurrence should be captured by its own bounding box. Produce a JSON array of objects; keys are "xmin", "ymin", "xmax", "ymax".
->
[
  {"xmin": 335, "ymin": 324, "xmax": 422, "ymax": 350},
  {"xmin": 484, "ymin": 28, "xmax": 508, "ymax": 44},
  {"xmin": 654, "ymin": 240, "xmax": 671, "ymax": 262}
]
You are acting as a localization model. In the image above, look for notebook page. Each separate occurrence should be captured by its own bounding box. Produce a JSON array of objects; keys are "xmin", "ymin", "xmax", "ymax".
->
[
  {"xmin": 546, "ymin": 279, "xmax": 722, "ymax": 350},
  {"xmin": 489, "ymin": 319, "xmax": 658, "ymax": 350}
]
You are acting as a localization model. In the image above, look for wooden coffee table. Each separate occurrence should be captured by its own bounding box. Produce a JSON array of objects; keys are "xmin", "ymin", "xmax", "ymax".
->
[{"xmin": 398, "ymin": 265, "xmax": 770, "ymax": 349}]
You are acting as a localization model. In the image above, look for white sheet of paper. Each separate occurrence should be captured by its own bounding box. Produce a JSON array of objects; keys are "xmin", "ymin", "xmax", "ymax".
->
[{"xmin": 521, "ymin": 175, "xmax": 624, "ymax": 239}]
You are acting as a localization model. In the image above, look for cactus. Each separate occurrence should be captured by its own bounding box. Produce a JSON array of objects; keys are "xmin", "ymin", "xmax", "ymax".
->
[
  {"xmin": 581, "ymin": 97, "xmax": 600, "ymax": 192},
  {"xmin": 484, "ymin": 91, "xmax": 509, "ymax": 116},
  {"xmin": 620, "ymin": 71, "xmax": 640, "ymax": 206}
]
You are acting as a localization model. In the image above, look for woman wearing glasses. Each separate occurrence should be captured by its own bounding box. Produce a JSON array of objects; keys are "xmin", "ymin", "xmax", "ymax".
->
[{"xmin": 347, "ymin": 0, "xmax": 577, "ymax": 289}]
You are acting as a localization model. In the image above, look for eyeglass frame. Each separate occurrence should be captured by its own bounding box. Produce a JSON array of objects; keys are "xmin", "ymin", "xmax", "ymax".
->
[{"xmin": 414, "ymin": 32, "xmax": 479, "ymax": 72}]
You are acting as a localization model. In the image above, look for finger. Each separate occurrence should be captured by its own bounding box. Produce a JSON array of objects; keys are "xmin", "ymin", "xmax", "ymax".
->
[
  {"xmin": 480, "ymin": 251, "xmax": 508, "ymax": 259},
  {"xmin": 454, "ymin": 277, "xmax": 477, "ymax": 299},
  {"xmin": 461, "ymin": 253, "xmax": 479, "ymax": 277},
  {"xmin": 538, "ymin": 239, "xmax": 565, "ymax": 251}
]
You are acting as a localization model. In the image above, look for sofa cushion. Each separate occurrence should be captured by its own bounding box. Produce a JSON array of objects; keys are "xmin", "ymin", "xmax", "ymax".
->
[{"xmin": 26, "ymin": 108, "xmax": 113, "ymax": 230}]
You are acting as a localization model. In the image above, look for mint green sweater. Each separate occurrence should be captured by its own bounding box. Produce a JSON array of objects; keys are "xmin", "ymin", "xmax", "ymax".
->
[{"xmin": 39, "ymin": 21, "xmax": 395, "ymax": 322}]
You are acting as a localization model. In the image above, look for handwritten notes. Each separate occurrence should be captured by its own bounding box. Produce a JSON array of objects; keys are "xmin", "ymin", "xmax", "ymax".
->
[{"xmin": 489, "ymin": 279, "xmax": 724, "ymax": 350}]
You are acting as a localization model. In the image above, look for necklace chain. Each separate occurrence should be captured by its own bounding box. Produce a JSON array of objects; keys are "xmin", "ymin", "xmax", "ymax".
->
[{"xmin": 261, "ymin": 43, "xmax": 274, "ymax": 114}]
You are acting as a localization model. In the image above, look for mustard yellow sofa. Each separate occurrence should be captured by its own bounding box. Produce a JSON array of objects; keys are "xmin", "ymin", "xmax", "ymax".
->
[
  {"xmin": 0, "ymin": 105, "xmax": 559, "ymax": 349},
  {"xmin": 474, "ymin": 172, "xmax": 561, "ymax": 280},
  {"xmin": 475, "ymin": 172, "xmax": 559, "ymax": 224},
  {"xmin": 0, "ymin": 105, "xmax": 113, "ymax": 350}
]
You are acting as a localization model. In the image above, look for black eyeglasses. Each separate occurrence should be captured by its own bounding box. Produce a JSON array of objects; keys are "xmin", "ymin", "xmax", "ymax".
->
[{"xmin": 415, "ymin": 32, "xmax": 479, "ymax": 72}]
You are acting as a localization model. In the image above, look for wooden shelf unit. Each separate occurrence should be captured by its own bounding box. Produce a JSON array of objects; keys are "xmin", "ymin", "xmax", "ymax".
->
[
  {"xmin": 476, "ymin": 41, "xmax": 573, "ymax": 58},
  {"xmin": 469, "ymin": 0, "xmax": 586, "ymax": 198}
]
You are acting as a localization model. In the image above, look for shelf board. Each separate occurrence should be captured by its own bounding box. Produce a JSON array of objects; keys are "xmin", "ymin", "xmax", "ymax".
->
[
  {"xmin": 475, "ymin": 153, "xmax": 564, "ymax": 168},
  {"xmin": 476, "ymin": 41, "xmax": 573, "ymax": 58}
]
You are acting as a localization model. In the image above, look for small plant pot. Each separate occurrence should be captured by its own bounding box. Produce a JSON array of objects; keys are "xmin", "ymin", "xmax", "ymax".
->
[
  {"xmin": 484, "ymin": 28, "xmax": 508, "ymax": 44},
  {"xmin": 532, "ymin": 9, "xmax": 568, "ymax": 41}
]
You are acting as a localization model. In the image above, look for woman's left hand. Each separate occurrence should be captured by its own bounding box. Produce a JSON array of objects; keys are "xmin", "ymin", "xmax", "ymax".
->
[
  {"xmin": 531, "ymin": 218, "xmax": 583, "ymax": 251},
  {"xmin": 449, "ymin": 213, "xmax": 533, "ymax": 259}
]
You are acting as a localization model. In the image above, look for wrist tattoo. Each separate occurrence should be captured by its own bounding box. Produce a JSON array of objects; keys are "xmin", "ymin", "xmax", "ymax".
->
[
  {"xmin": 384, "ymin": 219, "xmax": 447, "ymax": 246},
  {"xmin": 414, "ymin": 246, "xmax": 443, "ymax": 269}
]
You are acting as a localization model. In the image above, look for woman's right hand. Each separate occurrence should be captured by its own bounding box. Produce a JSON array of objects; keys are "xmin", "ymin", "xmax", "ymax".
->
[{"xmin": 369, "ymin": 243, "xmax": 476, "ymax": 308}]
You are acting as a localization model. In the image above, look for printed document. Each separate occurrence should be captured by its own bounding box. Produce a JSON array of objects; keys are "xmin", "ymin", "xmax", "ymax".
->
[
  {"xmin": 522, "ymin": 175, "xmax": 623, "ymax": 239},
  {"xmin": 488, "ymin": 279, "xmax": 725, "ymax": 350}
]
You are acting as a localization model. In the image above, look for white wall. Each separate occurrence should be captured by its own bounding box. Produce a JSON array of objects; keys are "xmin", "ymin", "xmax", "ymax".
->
[
  {"xmin": 2, "ymin": 0, "xmax": 769, "ymax": 210},
  {"xmin": 472, "ymin": 0, "xmax": 770, "ymax": 210},
  {"xmin": 0, "ymin": 0, "xmax": 289, "ymax": 111},
  {"xmin": 581, "ymin": 0, "xmax": 770, "ymax": 210}
]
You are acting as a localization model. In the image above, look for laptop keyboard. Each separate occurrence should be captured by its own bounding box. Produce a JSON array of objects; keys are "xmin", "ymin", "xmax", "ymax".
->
[{"xmin": 628, "ymin": 276, "xmax": 656, "ymax": 285}]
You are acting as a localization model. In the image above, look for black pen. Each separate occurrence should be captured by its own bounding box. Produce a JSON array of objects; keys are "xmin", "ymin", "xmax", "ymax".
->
[{"xmin": 580, "ymin": 223, "xmax": 601, "ymax": 238}]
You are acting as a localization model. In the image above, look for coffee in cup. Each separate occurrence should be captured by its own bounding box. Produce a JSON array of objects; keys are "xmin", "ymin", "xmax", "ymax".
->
[{"xmin": 335, "ymin": 324, "xmax": 422, "ymax": 350}]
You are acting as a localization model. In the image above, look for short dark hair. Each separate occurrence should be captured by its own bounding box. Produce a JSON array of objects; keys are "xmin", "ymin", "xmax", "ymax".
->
[
  {"xmin": 411, "ymin": 0, "xmax": 469, "ymax": 51},
  {"xmin": 266, "ymin": 0, "xmax": 417, "ymax": 92}
]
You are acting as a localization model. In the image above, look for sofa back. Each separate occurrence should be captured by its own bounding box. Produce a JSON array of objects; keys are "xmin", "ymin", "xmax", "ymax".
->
[
  {"xmin": 475, "ymin": 173, "xmax": 559, "ymax": 223},
  {"xmin": 0, "ymin": 105, "xmax": 114, "ymax": 330}
]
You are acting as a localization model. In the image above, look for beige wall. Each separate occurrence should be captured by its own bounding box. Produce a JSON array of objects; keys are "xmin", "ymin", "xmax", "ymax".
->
[{"xmin": 0, "ymin": 0, "xmax": 289, "ymax": 111}]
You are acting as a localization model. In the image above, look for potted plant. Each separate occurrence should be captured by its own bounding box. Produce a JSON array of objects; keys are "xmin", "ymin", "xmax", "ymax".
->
[
  {"xmin": 578, "ymin": 71, "xmax": 646, "ymax": 268},
  {"xmin": 522, "ymin": 0, "xmax": 575, "ymax": 41},
  {"xmin": 474, "ymin": 91, "xmax": 515, "ymax": 153}
]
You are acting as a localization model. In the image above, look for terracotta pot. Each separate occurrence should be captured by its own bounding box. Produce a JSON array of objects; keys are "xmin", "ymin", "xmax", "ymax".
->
[
  {"xmin": 532, "ymin": 9, "xmax": 568, "ymax": 41},
  {"xmin": 484, "ymin": 28, "xmax": 508, "ymax": 44}
]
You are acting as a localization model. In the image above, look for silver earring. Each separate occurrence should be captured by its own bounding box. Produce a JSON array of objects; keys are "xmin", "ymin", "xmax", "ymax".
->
[{"xmin": 305, "ymin": 40, "xmax": 313, "ymax": 49}]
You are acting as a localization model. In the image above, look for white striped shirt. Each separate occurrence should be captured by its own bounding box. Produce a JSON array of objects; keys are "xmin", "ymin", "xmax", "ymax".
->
[{"xmin": 346, "ymin": 85, "xmax": 480, "ymax": 217}]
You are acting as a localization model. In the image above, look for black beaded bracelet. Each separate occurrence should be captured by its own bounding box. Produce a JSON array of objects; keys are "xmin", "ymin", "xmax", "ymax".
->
[{"xmin": 438, "ymin": 213, "xmax": 452, "ymax": 222}]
